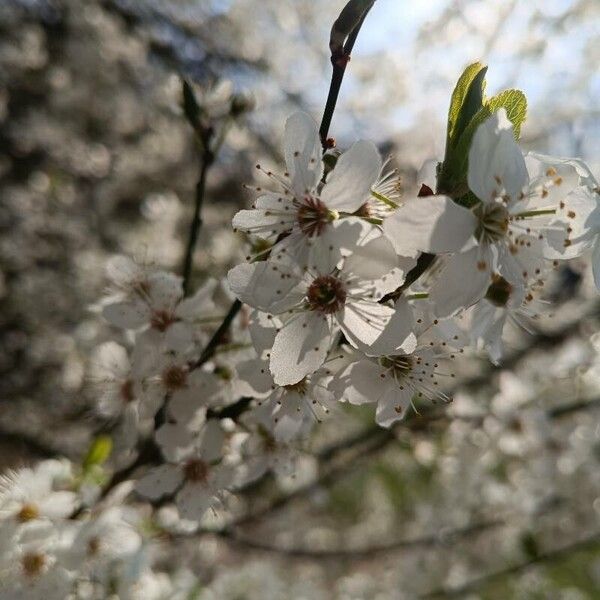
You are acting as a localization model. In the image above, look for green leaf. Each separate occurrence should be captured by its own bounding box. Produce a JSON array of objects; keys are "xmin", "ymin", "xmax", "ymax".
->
[
  {"xmin": 486, "ymin": 89, "xmax": 527, "ymax": 138},
  {"xmin": 439, "ymin": 87, "xmax": 528, "ymax": 196},
  {"xmin": 83, "ymin": 435, "xmax": 112, "ymax": 470},
  {"xmin": 446, "ymin": 62, "xmax": 488, "ymax": 150}
]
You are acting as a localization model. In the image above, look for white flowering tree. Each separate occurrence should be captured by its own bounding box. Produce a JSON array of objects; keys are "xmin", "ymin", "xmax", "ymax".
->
[{"xmin": 2, "ymin": 0, "xmax": 600, "ymax": 597}]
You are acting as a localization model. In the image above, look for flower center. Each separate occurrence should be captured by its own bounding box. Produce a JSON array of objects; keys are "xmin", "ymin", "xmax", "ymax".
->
[
  {"xmin": 284, "ymin": 377, "xmax": 308, "ymax": 395},
  {"xmin": 474, "ymin": 202, "xmax": 509, "ymax": 244},
  {"xmin": 151, "ymin": 310, "xmax": 176, "ymax": 332},
  {"xmin": 484, "ymin": 274, "xmax": 513, "ymax": 308},
  {"xmin": 162, "ymin": 365, "xmax": 188, "ymax": 390},
  {"xmin": 297, "ymin": 196, "xmax": 331, "ymax": 237},
  {"xmin": 120, "ymin": 379, "xmax": 135, "ymax": 403},
  {"xmin": 87, "ymin": 537, "xmax": 101, "ymax": 556},
  {"xmin": 17, "ymin": 503, "xmax": 39, "ymax": 523},
  {"xmin": 380, "ymin": 355, "xmax": 413, "ymax": 379},
  {"xmin": 22, "ymin": 552, "xmax": 46, "ymax": 577},
  {"xmin": 306, "ymin": 275, "xmax": 346, "ymax": 314},
  {"xmin": 184, "ymin": 459, "xmax": 209, "ymax": 483}
]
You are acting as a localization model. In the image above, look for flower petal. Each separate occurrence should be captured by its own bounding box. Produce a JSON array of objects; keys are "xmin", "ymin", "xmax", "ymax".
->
[
  {"xmin": 383, "ymin": 195, "xmax": 476, "ymax": 256},
  {"xmin": 270, "ymin": 312, "xmax": 331, "ymax": 385},
  {"xmin": 430, "ymin": 246, "xmax": 492, "ymax": 317},
  {"xmin": 135, "ymin": 465, "xmax": 183, "ymax": 501},
  {"xmin": 283, "ymin": 112, "xmax": 323, "ymax": 197},
  {"xmin": 375, "ymin": 388, "xmax": 412, "ymax": 427},
  {"xmin": 468, "ymin": 109, "xmax": 528, "ymax": 203},
  {"xmin": 330, "ymin": 359, "xmax": 390, "ymax": 405},
  {"xmin": 321, "ymin": 140, "xmax": 382, "ymax": 212},
  {"xmin": 227, "ymin": 261, "xmax": 300, "ymax": 313}
]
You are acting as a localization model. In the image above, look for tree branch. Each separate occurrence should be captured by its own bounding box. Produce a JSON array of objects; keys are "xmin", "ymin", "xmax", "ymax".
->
[
  {"xmin": 421, "ymin": 531, "xmax": 600, "ymax": 598},
  {"xmin": 182, "ymin": 144, "xmax": 214, "ymax": 295}
]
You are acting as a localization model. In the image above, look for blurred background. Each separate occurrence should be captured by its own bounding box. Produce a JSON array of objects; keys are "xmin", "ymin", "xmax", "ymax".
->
[{"xmin": 1, "ymin": 0, "xmax": 600, "ymax": 597}]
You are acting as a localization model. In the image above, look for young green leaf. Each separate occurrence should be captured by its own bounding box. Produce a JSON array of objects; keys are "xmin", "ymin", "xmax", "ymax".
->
[
  {"xmin": 446, "ymin": 62, "xmax": 488, "ymax": 149},
  {"xmin": 83, "ymin": 435, "xmax": 113, "ymax": 471},
  {"xmin": 486, "ymin": 89, "xmax": 527, "ymax": 138}
]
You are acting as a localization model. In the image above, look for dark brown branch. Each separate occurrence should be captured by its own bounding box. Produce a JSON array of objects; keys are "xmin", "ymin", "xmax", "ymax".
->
[
  {"xmin": 319, "ymin": 1, "xmax": 376, "ymax": 145},
  {"xmin": 182, "ymin": 145, "xmax": 214, "ymax": 295},
  {"xmin": 215, "ymin": 519, "xmax": 503, "ymax": 560}
]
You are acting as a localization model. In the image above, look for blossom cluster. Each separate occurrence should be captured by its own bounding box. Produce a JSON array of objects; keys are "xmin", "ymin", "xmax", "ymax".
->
[{"xmin": 3, "ymin": 82, "xmax": 600, "ymax": 599}]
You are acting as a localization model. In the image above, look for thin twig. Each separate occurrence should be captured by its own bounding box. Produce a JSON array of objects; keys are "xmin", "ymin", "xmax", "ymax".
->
[
  {"xmin": 182, "ymin": 146, "xmax": 214, "ymax": 295},
  {"xmin": 214, "ymin": 519, "xmax": 503, "ymax": 560},
  {"xmin": 319, "ymin": 4, "xmax": 375, "ymax": 145}
]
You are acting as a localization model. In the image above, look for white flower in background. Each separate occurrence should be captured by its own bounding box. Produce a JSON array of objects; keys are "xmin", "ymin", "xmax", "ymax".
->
[
  {"xmin": 229, "ymin": 236, "xmax": 416, "ymax": 385},
  {"xmin": 0, "ymin": 520, "xmax": 73, "ymax": 600},
  {"xmin": 136, "ymin": 420, "xmax": 233, "ymax": 522},
  {"xmin": 232, "ymin": 111, "xmax": 382, "ymax": 267},
  {"xmin": 384, "ymin": 109, "xmax": 562, "ymax": 316},
  {"xmin": 232, "ymin": 426, "xmax": 298, "ymax": 487},
  {"xmin": 330, "ymin": 299, "xmax": 460, "ymax": 427},
  {"xmin": 236, "ymin": 356, "xmax": 336, "ymax": 442},
  {"xmin": 64, "ymin": 506, "xmax": 141, "ymax": 577},
  {"xmin": 0, "ymin": 460, "xmax": 78, "ymax": 525},
  {"xmin": 90, "ymin": 341, "xmax": 143, "ymax": 419},
  {"xmin": 135, "ymin": 333, "xmax": 223, "ymax": 422},
  {"xmin": 103, "ymin": 269, "xmax": 217, "ymax": 351}
]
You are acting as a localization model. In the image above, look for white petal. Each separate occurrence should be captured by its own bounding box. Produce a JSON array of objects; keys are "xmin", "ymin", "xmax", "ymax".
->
[
  {"xmin": 135, "ymin": 465, "xmax": 183, "ymax": 500},
  {"xmin": 232, "ymin": 208, "xmax": 293, "ymax": 238},
  {"xmin": 235, "ymin": 358, "xmax": 273, "ymax": 397},
  {"xmin": 106, "ymin": 255, "xmax": 144, "ymax": 287},
  {"xmin": 468, "ymin": 109, "xmax": 528, "ymax": 203},
  {"xmin": 197, "ymin": 420, "xmax": 225, "ymax": 463},
  {"xmin": 227, "ymin": 261, "xmax": 300, "ymax": 313},
  {"xmin": 321, "ymin": 140, "xmax": 382, "ymax": 212},
  {"xmin": 343, "ymin": 234, "xmax": 398, "ymax": 281},
  {"xmin": 92, "ymin": 342, "xmax": 130, "ymax": 378},
  {"xmin": 102, "ymin": 301, "xmax": 149, "ymax": 329},
  {"xmin": 38, "ymin": 492, "xmax": 78, "ymax": 519},
  {"xmin": 383, "ymin": 195, "xmax": 476, "ymax": 255},
  {"xmin": 330, "ymin": 359, "xmax": 390, "ymax": 405},
  {"xmin": 176, "ymin": 483, "xmax": 214, "ymax": 522},
  {"xmin": 270, "ymin": 312, "xmax": 331, "ymax": 386},
  {"xmin": 593, "ymin": 239, "xmax": 600, "ymax": 291},
  {"xmin": 366, "ymin": 298, "xmax": 417, "ymax": 356},
  {"xmin": 339, "ymin": 300, "xmax": 396, "ymax": 350},
  {"xmin": 308, "ymin": 218, "xmax": 370, "ymax": 273},
  {"xmin": 430, "ymin": 246, "xmax": 492, "ymax": 317},
  {"xmin": 248, "ymin": 310, "xmax": 280, "ymax": 357},
  {"xmin": 283, "ymin": 112, "xmax": 323, "ymax": 197},
  {"xmin": 175, "ymin": 279, "xmax": 217, "ymax": 320},
  {"xmin": 147, "ymin": 272, "xmax": 184, "ymax": 312},
  {"xmin": 375, "ymin": 388, "xmax": 412, "ymax": 427},
  {"xmin": 155, "ymin": 423, "xmax": 195, "ymax": 462}
]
